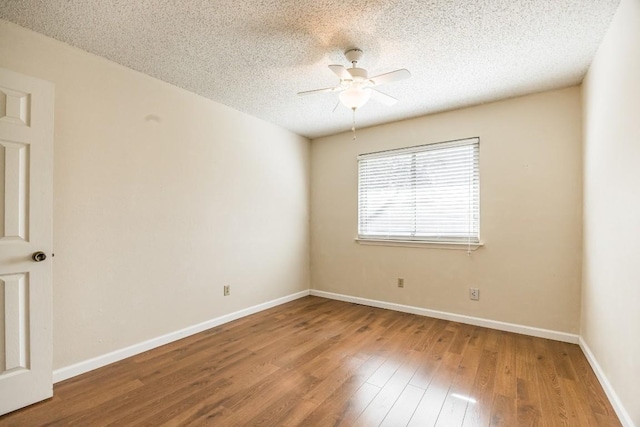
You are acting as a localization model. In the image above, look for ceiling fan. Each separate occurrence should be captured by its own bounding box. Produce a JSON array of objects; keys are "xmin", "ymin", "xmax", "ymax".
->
[{"xmin": 298, "ymin": 48, "xmax": 411, "ymax": 112}]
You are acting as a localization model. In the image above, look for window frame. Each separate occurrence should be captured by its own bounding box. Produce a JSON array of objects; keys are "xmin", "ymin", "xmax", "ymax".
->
[{"xmin": 356, "ymin": 137, "xmax": 481, "ymax": 249}]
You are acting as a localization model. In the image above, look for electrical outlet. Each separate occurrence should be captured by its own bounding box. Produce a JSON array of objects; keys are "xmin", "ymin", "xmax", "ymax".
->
[
  {"xmin": 470, "ymin": 288, "xmax": 479, "ymax": 301},
  {"xmin": 223, "ymin": 285, "xmax": 230, "ymax": 296},
  {"xmin": 397, "ymin": 278, "xmax": 404, "ymax": 288}
]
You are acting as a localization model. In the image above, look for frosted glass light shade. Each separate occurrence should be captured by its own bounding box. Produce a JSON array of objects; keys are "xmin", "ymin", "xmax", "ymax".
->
[{"xmin": 339, "ymin": 87, "xmax": 371, "ymax": 110}]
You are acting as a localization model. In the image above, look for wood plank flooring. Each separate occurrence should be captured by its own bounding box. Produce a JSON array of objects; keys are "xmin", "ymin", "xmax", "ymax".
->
[{"xmin": 0, "ymin": 296, "xmax": 621, "ymax": 426}]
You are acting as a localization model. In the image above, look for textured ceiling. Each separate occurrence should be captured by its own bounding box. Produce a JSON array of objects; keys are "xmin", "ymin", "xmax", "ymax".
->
[{"xmin": 0, "ymin": 0, "xmax": 620, "ymax": 139}]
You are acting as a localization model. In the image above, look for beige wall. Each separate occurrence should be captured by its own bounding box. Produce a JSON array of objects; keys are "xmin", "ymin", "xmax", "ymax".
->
[
  {"xmin": 0, "ymin": 20, "xmax": 310, "ymax": 369},
  {"xmin": 582, "ymin": 0, "xmax": 640, "ymax": 424},
  {"xmin": 311, "ymin": 87, "xmax": 583, "ymax": 334}
]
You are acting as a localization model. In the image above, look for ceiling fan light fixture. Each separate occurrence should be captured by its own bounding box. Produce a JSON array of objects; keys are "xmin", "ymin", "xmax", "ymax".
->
[
  {"xmin": 339, "ymin": 87, "xmax": 371, "ymax": 110},
  {"xmin": 297, "ymin": 48, "xmax": 410, "ymax": 138}
]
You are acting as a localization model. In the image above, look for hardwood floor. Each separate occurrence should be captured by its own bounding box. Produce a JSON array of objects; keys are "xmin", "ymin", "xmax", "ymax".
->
[{"xmin": 0, "ymin": 296, "xmax": 620, "ymax": 426}]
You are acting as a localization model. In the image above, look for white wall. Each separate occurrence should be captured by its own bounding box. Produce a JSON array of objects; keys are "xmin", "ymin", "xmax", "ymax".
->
[
  {"xmin": 0, "ymin": 20, "xmax": 310, "ymax": 370},
  {"xmin": 582, "ymin": 0, "xmax": 640, "ymax": 424},
  {"xmin": 311, "ymin": 87, "xmax": 583, "ymax": 334}
]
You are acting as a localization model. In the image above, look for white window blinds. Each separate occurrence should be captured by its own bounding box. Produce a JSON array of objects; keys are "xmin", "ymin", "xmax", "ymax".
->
[{"xmin": 358, "ymin": 137, "xmax": 479, "ymax": 243}]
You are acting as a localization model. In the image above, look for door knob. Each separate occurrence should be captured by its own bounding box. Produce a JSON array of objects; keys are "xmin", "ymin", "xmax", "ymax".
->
[{"xmin": 32, "ymin": 251, "xmax": 47, "ymax": 262}]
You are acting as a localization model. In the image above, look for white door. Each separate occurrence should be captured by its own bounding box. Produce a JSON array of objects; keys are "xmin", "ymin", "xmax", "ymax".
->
[{"xmin": 0, "ymin": 67, "xmax": 54, "ymax": 415}]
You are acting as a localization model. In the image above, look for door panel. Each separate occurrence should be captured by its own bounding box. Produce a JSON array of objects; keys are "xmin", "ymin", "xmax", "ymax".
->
[
  {"xmin": 1, "ymin": 141, "xmax": 29, "ymax": 241},
  {"xmin": 0, "ymin": 67, "xmax": 53, "ymax": 416},
  {"xmin": 2, "ymin": 273, "xmax": 29, "ymax": 373}
]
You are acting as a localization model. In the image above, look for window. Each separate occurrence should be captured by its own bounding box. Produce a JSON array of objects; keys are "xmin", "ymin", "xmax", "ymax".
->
[{"xmin": 358, "ymin": 137, "xmax": 479, "ymax": 244}]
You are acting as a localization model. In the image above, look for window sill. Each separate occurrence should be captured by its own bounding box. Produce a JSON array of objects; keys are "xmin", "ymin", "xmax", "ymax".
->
[{"xmin": 355, "ymin": 238, "xmax": 484, "ymax": 250}]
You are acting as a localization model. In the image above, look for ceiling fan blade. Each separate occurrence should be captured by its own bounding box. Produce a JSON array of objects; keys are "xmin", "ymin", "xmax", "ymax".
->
[
  {"xmin": 329, "ymin": 64, "xmax": 352, "ymax": 81},
  {"xmin": 297, "ymin": 86, "xmax": 342, "ymax": 96},
  {"xmin": 369, "ymin": 69, "xmax": 411, "ymax": 86},
  {"xmin": 370, "ymin": 89, "xmax": 398, "ymax": 106}
]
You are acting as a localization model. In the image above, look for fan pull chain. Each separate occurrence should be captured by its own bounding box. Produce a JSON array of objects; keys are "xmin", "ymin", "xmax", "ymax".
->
[{"xmin": 352, "ymin": 108, "xmax": 357, "ymax": 140}]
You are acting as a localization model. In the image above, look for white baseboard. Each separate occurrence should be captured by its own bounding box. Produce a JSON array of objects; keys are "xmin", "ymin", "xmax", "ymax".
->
[
  {"xmin": 579, "ymin": 337, "xmax": 636, "ymax": 427},
  {"xmin": 53, "ymin": 290, "xmax": 310, "ymax": 383},
  {"xmin": 309, "ymin": 289, "xmax": 579, "ymax": 344}
]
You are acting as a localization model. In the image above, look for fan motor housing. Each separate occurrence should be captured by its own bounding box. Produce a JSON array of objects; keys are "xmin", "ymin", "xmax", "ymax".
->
[{"xmin": 348, "ymin": 67, "xmax": 368, "ymax": 82}]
